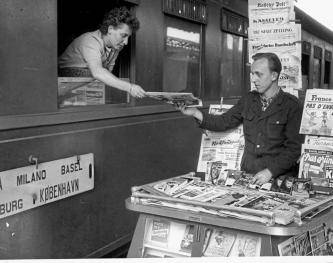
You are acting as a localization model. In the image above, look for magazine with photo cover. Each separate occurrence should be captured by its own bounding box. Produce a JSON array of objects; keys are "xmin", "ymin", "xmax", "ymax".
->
[
  {"xmin": 146, "ymin": 92, "xmax": 203, "ymax": 108},
  {"xmin": 279, "ymin": 176, "xmax": 294, "ymax": 194},
  {"xmin": 298, "ymin": 144, "xmax": 333, "ymax": 193},
  {"xmin": 277, "ymin": 237, "xmax": 297, "ymax": 256},
  {"xmin": 299, "ymin": 89, "xmax": 333, "ymax": 136},
  {"xmin": 179, "ymin": 225, "xmax": 195, "ymax": 254},
  {"xmin": 294, "ymin": 231, "xmax": 312, "ymax": 256},
  {"xmin": 205, "ymin": 161, "xmax": 228, "ymax": 185},
  {"xmin": 228, "ymin": 233, "xmax": 261, "ymax": 257},
  {"xmin": 309, "ymin": 224, "xmax": 327, "ymax": 255},
  {"xmin": 291, "ymin": 178, "xmax": 312, "ymax": 198},
  {"xmin": 202, "ymin": 228, "xmax": 237, "ymax": 257}
]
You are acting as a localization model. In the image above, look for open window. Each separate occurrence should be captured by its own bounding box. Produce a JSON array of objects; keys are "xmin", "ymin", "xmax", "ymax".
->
[{"xmin": 57, "ymin": 0, "xmax": 136, "ymax": 107}]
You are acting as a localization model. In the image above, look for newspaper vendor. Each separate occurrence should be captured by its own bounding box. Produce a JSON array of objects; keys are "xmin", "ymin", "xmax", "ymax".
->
[
  {"xmin": 58, "ymin": 7, "xmax": 146, "ymax": 99},
  {"xmin": 176, "ymin": 52, "xmax": 304, "ymax": 185}
]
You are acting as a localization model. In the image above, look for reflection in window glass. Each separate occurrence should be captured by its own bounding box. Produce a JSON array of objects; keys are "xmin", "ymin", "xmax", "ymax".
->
[
  {"xmin": 313, "ymin": 58, "xmax": 321, "ymax": 89},
  {"xmin": 220, "ymin": 33, "xmax": 245, "ymax": 98},
  {"xmin": 163, "ymin": 17, "xmax": 201, "ymax": 96}
]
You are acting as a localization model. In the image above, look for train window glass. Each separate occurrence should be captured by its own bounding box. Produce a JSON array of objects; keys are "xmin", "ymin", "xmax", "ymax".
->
[
  {"xmin": 324, "ymin": 50, "xmax": 332, "ymax": 87},
  {"xmin": 57, "ymin": 0, "xmax": 135, "ymax": 108},
  {"xmin": 324, "ymin": 61, "xmax": 331, "ymax": 87},
  {"xmin": 313, "ymin": 58, "xmax": 322, "ymax": 89},
  {"xmin": 313, "ymin": 46, "xmax": 323, "ymax": 89},
  {"xmin": 301, "ymin": 53, "xmax": 310, "ymax": 90},
  {"xmin": 220, "ymin": 32, "xmax": 246, "ymax": 98},
  {"xmin": 162, "ymin": 16, "xmax": 202, "ymax": 96}
]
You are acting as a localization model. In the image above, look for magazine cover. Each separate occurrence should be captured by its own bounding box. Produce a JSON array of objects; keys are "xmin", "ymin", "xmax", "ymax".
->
[
  {"xmin": 291, "ymin": 178, "xmax": 312, "ymax": 198},
  {"xmin": 197, "ymin": 104, "xmax": 244, "ymax": 173},
  {"xmin": 277, "ymin": 237, "xmax": 297, "ymax": 256},
  {"xmin": 294, "ymin": 231, "xmax": 312, "ymax": 256},
  {"xmin": 309, "ymin": 224, "xmax": 327, "ymax": 255},
  {"xmin": 203, "ymin": 229, "xmax": 237, "ymax": 257},
  {"xmin": 179, "ymin": 225, "xmax": 195, "ymax": 254},
  {"xmin": 299, "ymin": 89, "xmax": 333, "ymax": 136},
  {"xmin": 205, "ymin": 161, "xmax": 228, "ymax": 185},
  {"xmin": 298, "ymin": 144, "xmax": 333, "ymax": 188},
  {"xmin": 146, "ymin": 92, "xmax": 202, "ymax": 107},
  {"xmin": 150, "ymin": 219, "xmax": 171, "ymax": 244},
  {"xmin": 228, "ymin": 233, "xmax": 261, "ymax": 257}
]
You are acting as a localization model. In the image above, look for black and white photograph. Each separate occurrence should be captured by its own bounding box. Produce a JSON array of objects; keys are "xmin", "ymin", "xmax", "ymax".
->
[{"xmin": 1, "ymin": 0, "xmax": 333, "ymax": 262}]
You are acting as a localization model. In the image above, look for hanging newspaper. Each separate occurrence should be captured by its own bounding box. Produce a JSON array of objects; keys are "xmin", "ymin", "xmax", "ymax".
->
[
  {"xmin": 248, "ymin": 0, "xmax": 295, "ymax": 28},
  {"xmin": 248, "ymin": 0, "xmax": 301, "ymax": 95},
  {"xmin": 300, "ymin": 89, "xmax": 333, "ymax": 136},
  {"xmin": 248, "ymin": 25, "xmax": 302, "ymax": 91},
  {"xmin": 196, "ymin": 104, "xmax": 244, "ymax": 173}
]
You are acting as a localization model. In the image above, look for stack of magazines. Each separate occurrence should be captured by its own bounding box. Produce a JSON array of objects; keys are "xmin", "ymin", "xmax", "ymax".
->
[{"xmin": 131, "ymin": 172, "xmax": 333, "ymax": 226}]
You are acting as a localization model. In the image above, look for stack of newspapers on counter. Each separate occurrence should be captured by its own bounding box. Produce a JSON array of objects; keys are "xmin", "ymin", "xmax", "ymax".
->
[{"xmin": 131, "ymin": 171, "xmax": 333, "ymax": 226}]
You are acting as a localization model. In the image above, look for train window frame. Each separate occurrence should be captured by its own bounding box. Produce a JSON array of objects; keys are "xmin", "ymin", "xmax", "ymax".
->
[
  {"xmin": 57, "ymin": 0, "xmax": 140, "ymax": 108},
  {"xmin": 162, "ymin": 14, "xmax": 204, "ymax": 97}
]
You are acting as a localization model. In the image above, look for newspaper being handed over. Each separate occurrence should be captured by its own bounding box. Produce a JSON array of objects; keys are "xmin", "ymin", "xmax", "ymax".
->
[{"xmin": 146, "ymin": 92, "xmax": 203, "ymax": 107}]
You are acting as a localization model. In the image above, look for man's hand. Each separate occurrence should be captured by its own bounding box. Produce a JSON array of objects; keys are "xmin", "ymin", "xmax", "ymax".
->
[
  {"xmin": 129, "ymin": 84, "xmax": 146, "ymax": 98},
  {"xmin": 174, "ymin": 102, "xmax": 203, "ymax": 122},
  {"xmin": 252, "ymin": 168, "xmax": 273, "ymax": 185}
]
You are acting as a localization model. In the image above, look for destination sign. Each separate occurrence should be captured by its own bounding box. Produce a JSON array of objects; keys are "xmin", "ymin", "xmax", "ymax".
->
[{"xmin": 0, "ymin": 153, "xmax": 94, "ymax": 219}]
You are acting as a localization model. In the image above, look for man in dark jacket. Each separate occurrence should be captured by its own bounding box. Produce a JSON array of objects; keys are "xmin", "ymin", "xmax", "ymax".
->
[{"xmin": 177, "ymin": 52, "xmax": 303, "ymax": 185}]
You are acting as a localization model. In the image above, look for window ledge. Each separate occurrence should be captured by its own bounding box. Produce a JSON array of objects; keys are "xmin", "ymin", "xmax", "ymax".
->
[{"xmin": 0, "ymin": 98, "xmax": 240, "ymax": 131}]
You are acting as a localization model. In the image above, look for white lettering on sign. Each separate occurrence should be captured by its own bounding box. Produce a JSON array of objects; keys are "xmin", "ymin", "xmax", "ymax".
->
[{"xmin": 0, "ymin": 153, "xmax": 94, "ymax": 219}]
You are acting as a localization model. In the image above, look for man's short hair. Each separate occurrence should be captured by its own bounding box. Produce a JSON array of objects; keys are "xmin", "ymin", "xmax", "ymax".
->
[
  {"xmin": 100, "ymin": 7, "xmax": 140, "ymax": 34},
  {"xmin": 252, "ymin": 52, "xmax": 282, "ymax": 76}
]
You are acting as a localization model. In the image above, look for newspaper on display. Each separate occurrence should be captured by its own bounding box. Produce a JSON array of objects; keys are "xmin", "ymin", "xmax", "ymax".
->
[
  {"xmin": 248, "ymin": 0, "xmax": 302, "ymax": 95},
  {"xmin": 196, "ymin": 104, "xmax": 244, "ymax": 174},
  {"xmin": 299, "ymin": 89, "xmax": 333, "ymax": 136},
  {"xmin": 248, "ymin": 0, "xmax": 295, "ymax": 27}
]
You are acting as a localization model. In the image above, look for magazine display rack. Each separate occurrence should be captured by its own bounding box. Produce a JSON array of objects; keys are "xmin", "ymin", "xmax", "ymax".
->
[
  {"xmin": 126, "ymin": 173, "xmax": 333, "ymax": 257},
  {"xmin": 126, "ymin": 197, "xmax": 333, "ymax": 257}
]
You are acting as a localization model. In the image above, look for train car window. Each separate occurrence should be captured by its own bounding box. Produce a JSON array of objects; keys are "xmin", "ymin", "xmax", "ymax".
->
[
  {"xmin": 301, "ymin": 41, "xmax": 311, "ymax": 90},
  {"xmin": 324, "ymin": 50, "xmax": 332, "ymax": 88},
  {"xmin": 220, "ymin": 32, "xmax": 247, "ymax": 98},
  {"xmin": 57, "ymin": 0, "xmax": 136, "ymax": 108},
  {"xmin": 313, "ymin": 46, "xmax": 323, "ymax": 89},
  {"xmin": 301, "ymin": 54, "xmax": 310, "ymax": 90},
  {"xmin": 162, "ymin": 16, "xmax": 202, "ymax": 96}
]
